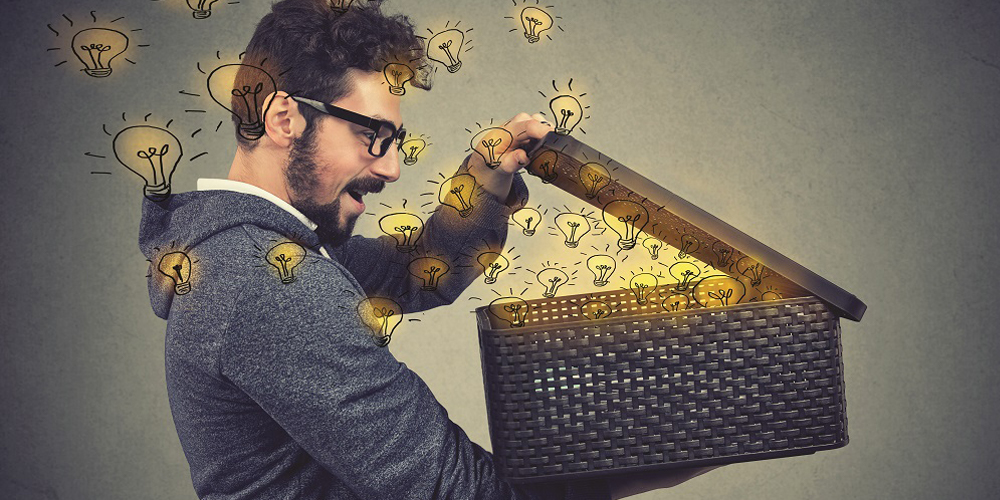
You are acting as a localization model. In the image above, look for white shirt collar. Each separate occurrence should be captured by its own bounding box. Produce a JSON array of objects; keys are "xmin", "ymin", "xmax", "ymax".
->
[{"xmin": 196, "ymin": 178, "xmax": 318, "ymax": 232}]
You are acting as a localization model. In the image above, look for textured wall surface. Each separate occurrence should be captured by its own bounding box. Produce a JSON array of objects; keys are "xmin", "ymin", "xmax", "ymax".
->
[{"xmin": 1, "ymin": 1, "xmax": 998, "ymax": 499}]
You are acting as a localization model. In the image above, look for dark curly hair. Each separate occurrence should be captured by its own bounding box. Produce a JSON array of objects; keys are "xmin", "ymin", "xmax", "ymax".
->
[{"xmin": 233, "ymin": 0, "xmax": 431, "ymax": 150}]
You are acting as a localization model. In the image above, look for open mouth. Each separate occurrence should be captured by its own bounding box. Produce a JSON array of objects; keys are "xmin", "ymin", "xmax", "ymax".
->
[{"xmin": 347, "ymin": 189, "xmax": 364, "ymax": 203}]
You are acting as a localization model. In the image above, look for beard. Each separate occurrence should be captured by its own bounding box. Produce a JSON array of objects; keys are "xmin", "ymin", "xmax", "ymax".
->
[{"xmin": 284, "ymin": 125, "xmax": 385, "ymax": 248}]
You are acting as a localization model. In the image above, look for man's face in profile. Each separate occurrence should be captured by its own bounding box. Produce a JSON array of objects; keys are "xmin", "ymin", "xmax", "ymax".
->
[{"xmin": 285, "ymin": 70, "xmax": 403, "ymax": 246}]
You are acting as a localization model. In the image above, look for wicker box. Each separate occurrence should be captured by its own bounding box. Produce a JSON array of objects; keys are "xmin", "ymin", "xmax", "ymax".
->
[{"xmin": 475, "ymin": 133, "xmax": 866, "ymax": 483}]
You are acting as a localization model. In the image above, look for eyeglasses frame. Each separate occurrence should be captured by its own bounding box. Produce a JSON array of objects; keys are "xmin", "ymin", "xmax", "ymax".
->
[{"xmin": 288, "ymin": 95, "xmax": 406, "ymax": 158}]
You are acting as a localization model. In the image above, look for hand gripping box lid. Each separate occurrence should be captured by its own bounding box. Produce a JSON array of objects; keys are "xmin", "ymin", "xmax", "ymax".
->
[{"xmin": 474, "ymin": 132, "xmax": 867, "ymax": 484}]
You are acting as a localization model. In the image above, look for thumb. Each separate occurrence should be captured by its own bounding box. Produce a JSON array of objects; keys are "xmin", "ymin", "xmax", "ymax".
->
[{"xmin": 495, "ymin": 148, "xmax": 529, "ymax": 174}]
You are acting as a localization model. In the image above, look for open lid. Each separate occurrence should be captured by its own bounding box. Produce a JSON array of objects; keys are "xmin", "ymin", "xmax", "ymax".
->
[{"xmin": 524, "ymin": 132, "xmax": 866, "ymax": 321}]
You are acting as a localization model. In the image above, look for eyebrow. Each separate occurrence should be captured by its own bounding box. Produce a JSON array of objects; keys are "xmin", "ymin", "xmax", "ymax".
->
[{"xmin": 370, "ymin": 114, "xmax": 402, "ymax": 129}]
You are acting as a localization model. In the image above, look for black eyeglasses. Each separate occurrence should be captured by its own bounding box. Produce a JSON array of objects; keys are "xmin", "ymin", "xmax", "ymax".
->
[{"xmin": 289, "ymin": 95, "xmax": 406, "ymax": 158}]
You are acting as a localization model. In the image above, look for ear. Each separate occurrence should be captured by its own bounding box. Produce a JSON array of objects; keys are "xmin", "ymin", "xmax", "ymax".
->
[{"xmin": 261, "ymin": 91, "xmax": 305, "ymax": 149}]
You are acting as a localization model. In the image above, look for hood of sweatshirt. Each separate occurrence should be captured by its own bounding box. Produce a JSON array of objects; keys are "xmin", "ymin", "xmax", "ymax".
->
[{"xmin": 138, "ymin": 191, "xmax": 321, "ymax": 319}]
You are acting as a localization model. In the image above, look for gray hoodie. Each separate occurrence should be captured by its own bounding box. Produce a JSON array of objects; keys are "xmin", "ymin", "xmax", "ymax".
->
[{"xmin": 138, "ymin": 172, "xmax": 610, "ymax": 499}]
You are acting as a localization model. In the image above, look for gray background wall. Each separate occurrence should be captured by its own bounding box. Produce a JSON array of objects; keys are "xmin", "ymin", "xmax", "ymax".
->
[{"xmin": 2, "ymin": 0, "xmax": 998, "ymax": 499}]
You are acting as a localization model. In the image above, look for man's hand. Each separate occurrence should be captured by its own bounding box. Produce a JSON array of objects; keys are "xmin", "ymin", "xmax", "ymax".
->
[
  {"xmin": 465, "ymin": 112, "xmax": 554, "ymax": 204},
  {"xmin": 608, "ymin": 464, "xmax": 723, "ymax": 499}
]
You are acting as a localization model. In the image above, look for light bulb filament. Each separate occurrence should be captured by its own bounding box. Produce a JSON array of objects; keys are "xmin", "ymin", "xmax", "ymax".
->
[
  {"xmin": 394, "ymin": 225, "xmax": 415, "ymax": 246},
  {"xmin": 438, "ymin": 40, "xmax": 457, "ymax": 66},
  {"xmin": 172, "ymin": 264, "xmax": 184, "ymax": 281},
  {"xmin": 136, "ymin": 144, "xmax": 170, "ymax": 187},
  {"xmin": 558, "ymin": 109, "xmax": 575, "ymax": 130},
  {"xmin": 708, "ymin": 288, "xmax": 734, "ymax": 306},
  {"xmin": 232, "ymin": 83, "xmax": 265, "ymax": 128},
  {"xmin": 81, "ymin": 43, "xmax": 112, "ymax": 70},
  {"xmin": 450, "ymin": 185, "xmax": 470, "ymax": 210},
  {"xmin": 585, "ymin": 173, "xmax": 605, "ymax": 197},
  {"xmin": 482, "ymin": 138, "xmax": 504, "ymax": 165},
  {"xmin": 744, "ymin": 263, "xmax": 765, "ymax": 286}
]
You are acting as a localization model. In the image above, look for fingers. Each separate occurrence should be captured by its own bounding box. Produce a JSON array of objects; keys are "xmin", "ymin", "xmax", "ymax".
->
[{"xmin": 495, "ymin": 147, "xmax": 530, "ymax": 175}]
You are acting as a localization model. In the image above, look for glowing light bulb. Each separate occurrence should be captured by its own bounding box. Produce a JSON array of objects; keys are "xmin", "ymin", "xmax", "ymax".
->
[
  {"xmin": 736, "ymin": 256, "xmax": 769, "ymax": 287},
  {"xmin": 113, "ymin": 125, "xmax": 183, "ymax": 201},
  {"xmin": 477, "ymin": 252, "xmax": 510, "ymax": 284},
  {"xmin": 711, "ymin": 240, "xmax": 735, "ymax": 270},
  {"xmin": 328, "ymin": 0, "xmax": 356, "ymax": 13},
  {"xmin": 586, "ymin": 255, "xmax": 616, "ymax": 286},
  {"xmin": 157, "ymin": 251, "xmax": 192, "ymax": 295},
  {"xmin": 488, "ymin": 297, "xmax": 529, "ymax": 328},
  {"xmin": 677, "ymin": 233, "xmax": 701, "ymax": 259},
  {"xmin": 642, "ymin": 236, "xmax": 663, "ymax": 260},
  {"xmin": 693, "ymin": 275, "xmax": 746, "ymax": 308},
  {"xmin": 427, "ymin": 29, "xmax": 465, "ymax": 73},
  {"xmin": 186, "ymin": 0, "xmax": 219, "ymax": 19},
  {"xmin": 71, "ymin": 28, "xmax": 129, "ymax": 78},
  {"xmin": 537, "ymin": 267, "xmax": 569, "ymax": 298},
  {"xmin": 628, "ymin": 273, "xmax": 658, "ymax": 305},
  {"xmin": 378, "ymin": 213, "xmax": 424, "ymax": 253},
  {"xmin": 208, "ymin": 64, "xmax": 277, "ymax": 141},
  {"xmin": 511, "ymin": 207, "xmax": 541, "ymax": 236},
  {"xmin": 580, "ymin": 299, "xmax": 613, "ymax": 320},
  {"xmin": 408, "ymin": 257, "xmax": 449, "ymax": 291},
  {"xmin": 383, "ymin": 62, "xmax": 414, "ymax": 96},
  {"xmin": 661, "ymin": 292, "xmax": 690, "ymax": 312},
  {"xmin": 601, "ymin": 200, "xmax": 649, "ymax": 251},
  {"xmin": 549, "ymin": 95, "xmax": 583, "ymax": 135},
  {"xmin": 520, "ymin": 6, "xmax": 553, "ymax": 43},
  {"xmin": 529, "ymin": 150, "xmax": 559, "ymax": 183},
  {"xmin": 438, "ymin": 173, "xmax": 478, "ymax": 218},
  {"xmin": 357, "ymin": 297, "xmax": 403, "ymax": 346},
  {"xmin": 471, "ymin": 127, "xmax": 513, "ymax": 169},
  {"xmin": 668, "ymin": 261, "xmax": 701, "ymax": 292},
  {"xmin": 400, "ymin": 137, "xmax": 426, "ymax": 165},
  {"xmin": 579, "ymin": 162, "xmax": 610, "ymax": 199},
  {"xmin": 265, "ymin": 242, "xmax": 306, "ymax": 284},
  {"xmin": 554, "ymin": 213, "xmax": 591, "ymax": 248}
]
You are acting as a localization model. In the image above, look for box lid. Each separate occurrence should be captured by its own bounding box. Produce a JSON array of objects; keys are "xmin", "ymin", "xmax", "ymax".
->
[{"xmin": 523, "ymin": 132, "xmax": 866, "ymax": 321}]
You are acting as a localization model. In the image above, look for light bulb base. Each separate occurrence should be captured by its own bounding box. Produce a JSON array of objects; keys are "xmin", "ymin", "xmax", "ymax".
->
[
  {"xmin": 192, "ymin": 10, "xmax": 212, "ymax": 19},
  {"xmin": 636, "ymin": 299, "xmax": 648, "ymax": 306},
  {"xmin": 421, "ymin": 285, "xmax": 438, "ymax": 291},
  {"xmin": 542, "ymin": 291, "xmax": 556, "ymax": 298},
  {"xmin": 373, "ymin": 335, "xmax": 391, "ymax": 347},
  {"xmin": 564, "ymin": 241, "xmax": 579, "ymax": 248},
  {"xmin": 542, "ymin": 174, "xmax": 558, "ymax": 184},
  {"xmin": 510, "ymin": 320, "xmax": 525, "ymax": 328},
  {"xmin": 487, "ymin": 161, "xmax": 501, "ymax": 169},
  {"xmin": 618, "ymin": 239, "xmax": 636, "ymax": 251},
  {"xmin": 403, "ymin": 157, "xmax": 418, "ymax": 166},
  {"xmin": 280, "ymin": 275, "xmax": 296, "ymax": 284},
  {"xmin": 585, "ymin": 192, "xmax": 598, "ymax": 200},
  {"xmin": 389, "ymin": 85, "xmax": 406, "ymax": 96},
  {"xmin": 554, "ymin": 127, "xmax": 571, "ymax": 135},
  {"xmin": 239, "ymin": 122, "xmax": 265, "ymax": 141},
  {"xmin": 522, "ymin": 229, "xmax": 535, "ymax": 236},
  {"xmin": 144, "ymin": 184, "xmax": 171, "ymax": 202},
  {"xmin": 525, "ymin": 33, "xmax": 541, "ymax": 43},
  {"xmin": 458, "ymin": 207, "xmax": 473, "ymax": 218},
  {"xmin": 174, "ymin": 282, "xmax": 191, "ymax": 295},
  {"xmin": 484, "ymin": 277, "xmax": 497, "ymax": 284},
  {"xmin": 593, "ymin": 280, "xmax": 608, "ymax": 287},
  {"xmin": 446, "ymin": 62, "xmax": 462, "ymax": 73},
  {"xmin": 650, "ymin": 254, "xmax": 659, "ymax": 260},
  {"xmin": 394, "ymin": 245, "xmax": 415, "ymax": 253},
  {"xmin": 84, "ymin": 68, "xmax": 112, "ymax": 78}
]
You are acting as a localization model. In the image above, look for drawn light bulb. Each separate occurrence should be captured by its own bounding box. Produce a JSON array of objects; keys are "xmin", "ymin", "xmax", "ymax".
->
[
  {"xmin": 265, "ymin": 242, "xmax": 306, "ymax": 284},
  {"xmin": 693, "ymin": 275, "xmax": 746, "ymax": 308},
  {"xmin": 438, "ymin": 173, "xmax": 478, "ymax": 218},
  {"xmin": 488, "ymin": 297, "xmax": 529, "ymax": 328},
  {"xmin": 520, "ymin": 7, "xmax": 554, "ymax": 43},
  {"xmin": 580, "ymin": 300, "xmax": 613, "ymax": 321},
  {"xmin": 471, "ymin": 127, "xmax": 513, "ymax": 169},
  {"xmin": 537, "ymin": 268, "xmax": 569, "ymax": 298},
  {"xmin": 736, "ymin": 256, "xmax": 769, "ymax": 287},
  {"xmin": 186, "ymin": 0, "xmax": 220, "ymax": 19},
  {"xmin": 711, "ymin": 240, "xmax": 735, "ymax": 270},
  {"xmin": 677, "ymin": 233, "xmax": 701, "ymax": 259},
  {"xmin": 511, "ymin": 207, "xmax": 542, "ymax": 236},
  {"xmin": 328, "ymin": 0, "xmax": 356, "ymax": 14},
  {"xmin": 602, "ymin": 200, "xmax": 649, "ymax": 251},
  {"xmin": 642, "ymin": 236, "xmax": 663, "ymax": 260},
  {"xmin": 549, "ymin": 95, "xmax": 583, "ymax": 135},
  {"xmin": 71, "ymin": 28, "xmax": 129, "ymax": 78},
  {"xmin": 408, "ymin": 257, "xmax": 450, "ymax": 291},
  {"xmin": 579, "ymin": 162, "xmax": 610, "ymax": 199},
  {"xmin": 668, "ymin": 261, "xmax": 701, "ymax": 292},
  {"xmin": 157, "ymin": 251, "xmax": 192, "ymax": 295},
  {"xmin": 357, "ymin": 297, "xmax": 403, "ymax": 346},
  {"xmin": 554, "ymin": 213, "xmax": 591, "ymax": 248},
  {"xmin": 586, "ymin": 255, "xmax": 616, "ymax": 286},
  {"xmin": 400, "ymin": 138, "xmax": 426, "ymax": 165},
  {"xmin": 378, "ymin": 212, "xmax": 424, "ymax": 253},
  {"xmin": 661, "ymin": 292, "xmax": 690, "ymax": 312},
  {"xmin": 427, "ymin": 29, "xmax": 465, "ymax": 73},
  {"xmin": 628, "ymin": 273, "xmax": 658, "ymax": 305},
  {"xmin": 477, "ymin": 252, "xmax": 510, "ymax": 284},
  {"xmin": 113, "ymin": 125, "xmax": 183, "ymax": 201},
  {"xmin": 529, "ymin": 150, "xmax": 559, "ymax": 183},
  {"xmin": 208, "ymin": 64, "xmax": 277, "ymax": 141},
  {"xmin": 761, "ymin": 289, "xmax": 782, "ymax": 301},
  {"xmin": 383, "ymin": 62, "xmax": 414, "ymax": 96}
]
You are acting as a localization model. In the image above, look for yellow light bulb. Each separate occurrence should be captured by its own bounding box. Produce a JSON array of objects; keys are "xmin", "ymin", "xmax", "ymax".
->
[
  {"xmin": 528, "ymin": 150, "xmax": 559, "ymax": 183},
  {"xmin": 383, "ymin": 62, "xmax": 414, "ymax": 96},
  {"xmin": 677, "ymin": 233, "xmax": 701, "ymax": 259},
  {"xmin": 400, "ymin": 138, "xmax": 426, "ymax": 165},
  {"xmin": 628, "ymin": 273, "xmax": 659, "ymax": 305},
  {"xmin": 477, "ymin": 252, "xmax": 510, "ymax": 284},
  {"xmin": 208, "ymin": 64, "xmax": 277, "ymax": 141},
  {"xmin": 427, "ymin": 29, "xmax": 465, "ymax": 73},
  {"xmin": 520, "ymin": 6, "xmax": 554, "ymax": 43},
  {"xmin": 112, "ymin": 125, "xmax": 183, "ymax": 201},
  {"xmin": 601, "ymin": 200, "xmax": 649, "ymax": 251},
  {"xmin": 488, "ymin": 297, "xmax": 529, "ymax": 328},
  {"xmin": 579, "ymin": 162, "xmax": 610, "ymax": 199},
  {"xmin": 580, "ymin": 300, "xmax": 613, "ymax": 320},
  {"xmin": 537, "ymin": 268, "xmax": 569, "ymax": 298},
  {"xmin": 438, "ymin": 173, "xmax": 478, "ymax": 218},
  {"xmin": 554, "ymin": 213, "xmax": 592, "ymax": 248},
  {"xmin": 511, "ymin": 207, "xmax": 542, "ymax": 236},
  {"xmin": 378, "ymin": 212, "xmax": 424, "ymax": 253},
  {"xmin": 157, "ymin": 251, "xmax": 192, "ymax": 295},
  {"xmin": 661, "ymin": 292, "xmax": 690, "ymax": 312},
  {"xmin": 186, "ymin": 0, "xmax": 220, "ymax": 19},
  {"xmin": 549, "ymin": 95, "xmax": 583, "ymax": 135},
  {"xmin": 265, "ymin": 242, "xmax": 306, "ymax": 284},
  {"xmin": 736, "ymin": 256, "xmax": 769, "ymax": 287},
  {"xmin": 357, "ymin": 297, "xmax": 403, "ymax": 346},
  {"xmin": 668, "ymin": 261, "xmax": 701, "ymax": 292},
  {"xmin": 407, "ymin": 257, "xmax": 450, "ymax": 291},
  {"xmin": 586, "ymin": 255, "xmax": 616, "ymax": 286},
  {"xmin": 692, "ymin": 275, "xmax": 746, "ymax": 308},
  {"xmin": 471, "ymin": 127, "xmax": 513, "ymax": 169},
  {"xmin": 71, "ymin": 28, "xmax": 129, "ymax": 78},
  {"xmin": 642, "ymin": 236, "xmax": 663, "ymax": 260}
]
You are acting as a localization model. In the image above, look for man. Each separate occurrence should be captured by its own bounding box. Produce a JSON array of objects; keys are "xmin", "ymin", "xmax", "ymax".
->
[{"xmin": 139, "ymin": 1, "xmax": 714, "ymax": 498}]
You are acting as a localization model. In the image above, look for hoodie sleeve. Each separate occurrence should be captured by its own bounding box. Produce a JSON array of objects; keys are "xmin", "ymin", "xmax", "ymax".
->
[
  {"xmin": 219, "ymin": 265, "xmax": 608, "ymax": 500},
  {"xmin": 328, "ymin": 162, "xmax": 529, "ymax": 314}
]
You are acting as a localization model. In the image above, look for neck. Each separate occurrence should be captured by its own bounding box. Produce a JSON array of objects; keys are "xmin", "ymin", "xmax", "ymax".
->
[{"xmin": 227, "ymin": 146, "xmax": 293, "ymax": 204}]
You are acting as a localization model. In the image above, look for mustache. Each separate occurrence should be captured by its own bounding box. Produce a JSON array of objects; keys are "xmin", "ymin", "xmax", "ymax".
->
[{"xmin": 345, "ymin": 177, "xmax": 385, "ymax": 195}]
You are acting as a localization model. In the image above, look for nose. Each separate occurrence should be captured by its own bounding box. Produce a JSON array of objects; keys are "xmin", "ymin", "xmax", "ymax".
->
[{"xmin": 369, "ymin": 146, "xmax": 400, "ymax": 183}]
